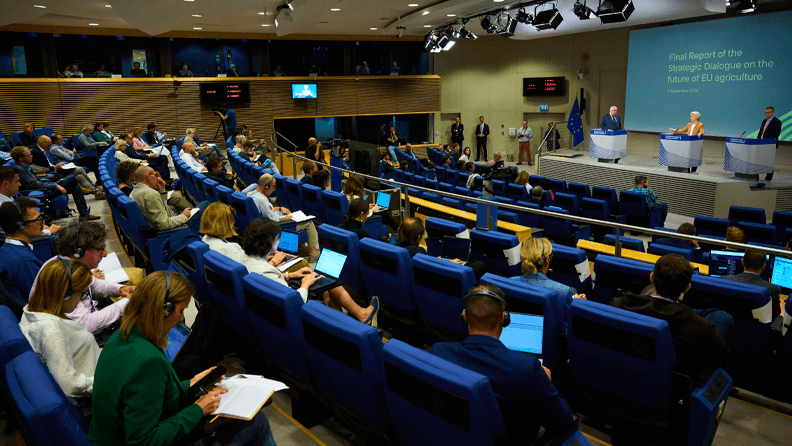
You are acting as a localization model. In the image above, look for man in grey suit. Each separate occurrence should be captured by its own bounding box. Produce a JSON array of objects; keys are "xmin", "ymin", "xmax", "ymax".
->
[{"xmin": 719, "ymin": 249, "xmax": 782, "ymax": 320}]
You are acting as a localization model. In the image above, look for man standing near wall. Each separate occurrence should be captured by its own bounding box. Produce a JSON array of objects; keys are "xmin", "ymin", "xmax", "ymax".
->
[
  {"xmin": 451, "ymin": 116, "xmax": 464, "ymax": 147},
  {"xmin": 475, "ymin": 116, "xmax": 490, "ymax": 162},
  {"xmin": 517, "ymin": 121, "xmax": 533, "ymax": 166}
]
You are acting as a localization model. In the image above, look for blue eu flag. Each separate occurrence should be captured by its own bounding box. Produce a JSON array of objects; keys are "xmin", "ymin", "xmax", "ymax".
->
[{"xmin": 567, "ymin": 97, "xmax": 584, "ymax": 147}]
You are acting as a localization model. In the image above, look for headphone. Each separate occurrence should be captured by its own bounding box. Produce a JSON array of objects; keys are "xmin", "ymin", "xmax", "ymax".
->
[
  {"xmin": 163, "ymin": 271, "xmax": 175, "ymax": 318},
  {"xmin": 262, "ymin": 177, "xmax": 274, "ymax": 190},
  {"xmin": 12, "ymin": 200, "xmax": 27, "ymax": 233},
  {"xmin": 60, "ymin": 259, "xmax": 74, "ymax": 300},
  {"xmin": 72, "ymin": 207, "xmax": 89, "ymax": 259},
  {"xmin": 460, "ymin": 288, "xmax": 511, "ymax": 327},
  {"xmin": 536, "ymin": 238, "xmax": 551, "ymax": 267}
]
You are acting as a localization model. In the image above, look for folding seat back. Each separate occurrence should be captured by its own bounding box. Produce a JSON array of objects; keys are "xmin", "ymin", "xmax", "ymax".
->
[
  {"xmin": 547, "ymin": 178, "xmax": 568, "ymax": 193},
  {"xmin": 619, "ymin": 190, "xmax": 662, "ymax": 228},
  {"xmin": 359, "ymin": 239, "xmax": 420, "ymax": 332},
  {"xmin": 591, "ymin": 255, "xmax": 653, "ymax": 305},
  {"xmin": 200, "ymin": 177, "xmax": 219, "ymax": 203},
  {"xmin": 547, "ymin": 244, "xmax": 592, "ymax": 295},
  {"xmin": 412, "ymin": 254, "xmax": 477, "ymax": 341},
  {"xmin": 411, "ymin": 174, "xmax": 426, "ymax": 188},
  {"xmin": 507, "ymin": 183, "xmax": 529, "ymax": 202},
  {"xmin": 446, "ymin": 169, "xmax": 459, "ymax": 187},
  {"xmin": 542, "ymin": 207, "xmax": 590, "ymax": 247},
  {"xmin": 299, "ymin": 301, "xmax": 392, "ymax": 429},
  {"xmin": 393, "ymin": 169, "xmax": 405, "ymax": 182},
  {"xmin": 693, "ymin": 216, "xmax": 729, "ymax": 238},
  {"xmin": 603, "ymin": 234, "xmax": 645, "ymax": 252},
  {"xmin": 567, "ymin": 182, "xmax": 591, "ymax": 203},
  {"xmin": 116, "ymin": 196, "xmax": 150, "ymax": 254},
  {"xmin": 424, "ymin": 217, "xmax": 468, "ymax": 256},
  {"xmin": 647, "ymin": 242, "xmax": 694, "ymax": 260},
  {"xmin": 491, "ymin": 196, "xmax": 514, "ymax": 206},
  {"xmin": 191, "ymin": 173, "xmax": 208, "ymax": 202},
  {"xmin": 469, "ymin": 229, "xmax": 521, "ymax": 277},
  {"xmin": 591, "ymin": 186, "xmax": 618, "ymax": 214},
  {"xmin": 0, "ymin": 306, "xmax": 32, "ymax": 378},
  {"xmin": 650, "ymin": 226, "xmax": 678, "ymax": 242},
  {"xmin": 284, "ymin": 178, "xmax": 305, "ymax": 213},
  {"xmin": 170, "ymin": 241, "xmax": 210, "ymax": 304},
  {"xmin": 480, "ymin": 274, "xmax": 566, "ymax": 369},
  {"xmin": 553, "ymin": 192, "xmax": 580, "ymax": 216},
  {"xmin": 737, "ymin": 221, "xmax": 780, "ymax": 245},
  {"xmin": 772, "ymin": 210, "xmax": 792, "ymax": 235},
  {"xmin": 434, "ymin": 166, "xmax": 447, "ymax": 184},
  {"xmin": 728, "ymin": 206, "xmax": 766, "ymax": 226},
  {"xmin": 321, "ymin": 190, "xmax": 349, "ymax": 226},
  {"xmin": 299, "ymin": 184, "xmax": 326, "ymax": 224},
  {"xmin": 442, "ymin": 197, "xmax": 464, "ymax": 211},
  {"xmin": 230, "ymin": 192, "xmax": 262, "ymax": 233},
  {"xmin": 528, "ymin": 175, "xmax": 545, "ymax": 187},
  {"xmin": 516, "ymin": 201, "xmax": 543, "ymax": 228},
  {"xmin": 203, "ymin": 251, "xmax": 253, "ymax": 339},
  {"xmin": 438, "ymin": 182, "xmax": 454, "ymax": 194},
  {"xmin": 403, "ymin": 172, "xmax": 415, "ymax": 188},
  {"xmin": 490, "ymin": 180, "xmax": 507, "ymax": 196},
  {"xmin": 453, "ymin": 186, "xmax": 472, "ymax": 198},
  {"xmin": 424, "ymin": 178, "xmax": 438, "ymax": 191},
  {"xmin": 319, "ymin": 225, "xmax": 365, "ymax": 292},
  {"xmin": 215, "ymin": 185, "xmax": 234, "ymax": 207},
  {"xmin": 381, "ymin": 339, "xmax": 506, "ymax": 446}
]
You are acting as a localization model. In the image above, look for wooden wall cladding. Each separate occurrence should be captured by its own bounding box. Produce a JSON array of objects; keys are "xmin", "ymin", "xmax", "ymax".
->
[{"xmin": 0, "ymin": 76, "xmax": 441, "ymax": 143}]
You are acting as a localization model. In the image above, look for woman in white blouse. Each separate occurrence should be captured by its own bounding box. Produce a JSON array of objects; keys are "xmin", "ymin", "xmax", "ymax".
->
[
  {"xmin": 459, "ymin": 147, "xmax": 472, "ymax": 164},
  {"xmin": 20, "ymin": 259, "xmax": 99, "ymax": 409},
  {"xmin": 199, "ymin": 202, "xmax": 246, "ymax": 262}
]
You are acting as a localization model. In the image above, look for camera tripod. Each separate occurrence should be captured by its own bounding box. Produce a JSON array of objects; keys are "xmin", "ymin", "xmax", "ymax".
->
[{"xmin": 213, "ymin": 118, "xmax": 228, "ymax": 143}]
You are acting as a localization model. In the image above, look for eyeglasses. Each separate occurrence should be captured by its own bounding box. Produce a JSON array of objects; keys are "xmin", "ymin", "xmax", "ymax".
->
[
  {"xmin": 77, "ymin": 288, "xmax": 92, "ymax": 301},
  {"xmin": 88, "ymin": 244, "xmax": 106, "ymax": 253},
  {"xmin": 24, "ymin": 216, "xmax": 45, "ymax": 224}
]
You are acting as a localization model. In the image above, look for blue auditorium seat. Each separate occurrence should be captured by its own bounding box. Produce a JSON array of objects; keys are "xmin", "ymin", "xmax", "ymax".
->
[
  {"xmin": 299, "ymin": 300, "xmax": 394, "ymax": 441},
  {"xmin": 772, "ymin": 211, "xmax": 792, "ymax": 235},
  {"xmin": 603, "ymin": 233, "xmax": 645, "ymax": 252},
  {"xmin": 442, "ymin": 197, "xmax": 464, "ymax": 210},
  {"xmin": 434, "ymin": 166, "xmax": 447, "ymax": 184},
  {"xmin": 424, "ymin": 178, "xmax": 439, "ymax": 191},
  {"xmin": 650, "ymin": 226, "xmax": 680, "ymax": 242},
  {"xmin": 547, "ymin": 178, "xmax": 568, "ymax": 193},
  {"xmin": 445, "ymin": 169, "xmax": 459, "ymax": 187},
  {"xmin": 552, "ymin": 192, "xmax": 580, "ymax": 215},
  {"xmin": 647, "ymin": 242, "xmax": 696, "ymax": 260},
  {"xmin": 591, "ymin": 186, "xmax": 619, "ymax": 214},
  {"xmin": 619, "ymin": 190, "xmax": 665, "ymax": 229},
  {"xmin": 424, "ymin": 217, "xmax": 468, "ymax": 256},
  {"xmin": 412, "ymin": 254, "xmax": 477, "ymax": 341},
  {"xmin": 115, "ymin": 195, "xmax": 182, "ymax": 271},
  {"xmin": 694, "ymin": 216, "xmax": 729, "ymax": 238},
  {"xmin": 320, "ymin": 190, "xmax": 349, "ymax": 226},
  {"xmin": 191, "ymin": 173, "xmax": 209, "ymax": 202},
  {"xmin": 203, "ymin": 251, "xmax": 253, "ymax": 339},
  {"xmin": 453, "ymin": 186, "xmax": 472, "ymax": 198},
  {"xmin": 300, "ymin": 184, "xmax": 327, "ymax": 224},
  {"xmin": 567, "ymin": 300, "xmax": 732, "ymax": 446},
  {"xmin": 284, "ymin": 178, "xmax": 305, "ymax": 213},
  {"xmin": 318, "ymin": 225, "xmax": 366, "ymax": 295},
  {"xmin": 507, "ymin": 183, "xmax": 529, "ymax": 202},
  {"xmin": 728, "ymin": 205, "xmax": 766, "ymax": 226},
  {"xmin": 272, "ymin": 174, "xmax": 291, "ymax": 210},
  {"xmin": 591, "ymin": 255, "xmax": 653, "ymax": 305},
  {"xmin": 230, "ymin": 191, "xmax": 262, "ymax": 233},
  {"xmin": 215, "ymin": 185, "xmax": 234, "ymax": 207},
  {"xmin": 169, "ymin": 241, "xmax": 210, "ymax": 304},
  {"xmin": 548, "ymin": 244, "xmax": 592, "ymax": 295},
  {"xmin": 515, "ymin": 201, "xmax": 543, "ymax": 229},
  {"xmin": 528, "ymin": 175, "xmax": 545, "ymax": 187},
  {"xmin": 470, "ymin": 229, "xmax": 521, "ymax": 277},
  {"xmin": 0, "ymin": 306, "xmax": 32, "ymax": 376},
  {"xmin": 438, "ymin": 182, "xmax": 454, "ymax": 194},
  {"xmin": 737, "ymin": 221, "xmax": 781, "ymax": 245},
  {"xmin": 381, "ymin": 339, "xmax": 506, "ymax": 446},
  {"xmin": 567, "ymin": 182, "xmax": 591, "ymax": 203},
  {"xmin": 490, "ymin": 180, "xmax": 507, "ymax": 196},
  {"xmin": 542, "ymin": 207, "xmax": 590, "ymax": 248},
  {"xmin": 479, "ymin": 274, "xmax": 567, "ymax": 369},
  {"xmin": 200, "ymin": 177, "xmax": 219, "ymax": 203},
  {"xmin": 491, "ymin": 196, "xmax": 514, "ymax": 206}
]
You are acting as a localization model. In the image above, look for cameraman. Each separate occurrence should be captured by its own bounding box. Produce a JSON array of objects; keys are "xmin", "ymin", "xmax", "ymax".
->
[{"xmin": 214, "ymin": 103, "xmax": 237, "ymax": 138}]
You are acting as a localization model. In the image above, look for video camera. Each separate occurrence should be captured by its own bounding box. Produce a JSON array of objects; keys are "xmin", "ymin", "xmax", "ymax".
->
[
  {"xmin": 479, "ymin": 160, "xmax": 518, "ymax": 180},
  {"xmin": 326, "ymin": 137, "xmax": 349, "ymax": 158}
]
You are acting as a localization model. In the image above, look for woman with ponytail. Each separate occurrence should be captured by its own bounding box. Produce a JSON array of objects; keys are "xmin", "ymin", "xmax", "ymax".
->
[
  {"xmin": 337, "ymin": 198, "xmax": 371, "ymax": 240},
  {"xmin": 512, "ymin": 237, "xmax": 585, "ymax": 321}
]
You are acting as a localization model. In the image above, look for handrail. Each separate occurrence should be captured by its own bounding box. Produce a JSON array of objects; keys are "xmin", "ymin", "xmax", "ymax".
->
[{"xmin": 260, "ymin": 139, "xmax": 792, "ymax": 259}]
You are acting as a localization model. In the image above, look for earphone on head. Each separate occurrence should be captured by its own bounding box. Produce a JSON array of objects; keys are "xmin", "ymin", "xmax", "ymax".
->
[
  {"xmin": 60, "ymin": 259, "xmax": 73, "ymax": 301},
  {"xmin": 72, "ymin": 207, "xmax": 89, "ymax": 259},
  {"xmin": 460, "ymin": 288, "xmax": 511, "ymax": 327},
  {"xmin": 263, "ymin": 178, "xmax": 274, "ymax": 190},
  {"xmin": 163, "ymin": 271, "xmax": 175, "ymax": 318},
  {"xmin": 12, "ymin": 200, "xmax": 27, "ymax": 233},
  {"xmin": 536, "ymin": 238, "xmax": 551, "ymax": 267}
]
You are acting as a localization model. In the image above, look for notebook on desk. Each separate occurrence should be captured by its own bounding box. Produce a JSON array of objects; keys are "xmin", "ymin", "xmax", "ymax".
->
[{"xmin": 499, "ymin": 313, "xmax": 544, "ymax": 357}]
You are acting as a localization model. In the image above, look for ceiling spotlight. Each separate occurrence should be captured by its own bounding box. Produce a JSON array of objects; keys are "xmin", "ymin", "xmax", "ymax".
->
[
  {"xmin": 261, "ymin": 24, "xmax": 271, "ymax": 26},
  {"xmin": 89, "ymin": 23, "xmax": 100, "ymax": 26},
  {"xmin": 408, "ymin": 4, "xmax": 419, "ymax": 7},
  {"xmin": 515, "ymin": 9, "xmax": 534, "ymax": 24},
  {"xmin": 330, "ymin": 8, "xmax": 340, "ymax": 11},
  {"xmin": 397, "ymin": 26, "xmax": 406, "ymax": 38},
  {"xmin": 459, "ymin": 27, "xmax": 477, "ymax": 40},
  {"xmin": 572, "ymin": 1, "xmax": 597, "ymax": 20},
  {"xmin": 192, "ymin": 27, "xmax": 202, "ymax": 30},
  {"xmin": 436, "ymin": 30, "xmax": 456, "ymax": 51},
  {"xmin": 532, "ymin": 5, "xmax": 563, "ymax": 31},
  {"xmin": 597, "ymin": 0, "xmax": 634, "ymax": 23},
  {"xmin": 192, "ymin": 14, "xmax": 202, "ymax": 17},
  {"xmin": 497, "ymin": 13, "xmax": 518, "ymax": 37},
  {"xmin": 480, "ymin": 16, "xmax": 498, "ymax": 33},
  {"xmin": 729, "ymin": 0, "xmax": 756, "ymax": 13},
  {"xmin": 33, "ymin": 5, "xmax": 46, "ymax": 8}
]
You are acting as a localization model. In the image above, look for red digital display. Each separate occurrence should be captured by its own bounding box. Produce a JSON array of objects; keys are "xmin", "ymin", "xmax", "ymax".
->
[
  {"xmin": 523, "ymin": 77, "xmax": 565, "ymax": 96},
  {"xmin": 200, "ymin": 82, "xmax": 251, "ymax": 103}
]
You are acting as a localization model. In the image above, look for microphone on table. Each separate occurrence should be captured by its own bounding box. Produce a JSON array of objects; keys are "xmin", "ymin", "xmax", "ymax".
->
[{"xmin": 739, "ymin": 131, "xmax": 746, "ymax": 138}]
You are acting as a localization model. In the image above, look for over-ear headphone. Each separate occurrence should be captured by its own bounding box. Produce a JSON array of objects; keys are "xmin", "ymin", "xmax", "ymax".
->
[
  {"xmin": 72, "ymin": 207, "xmax": 89, "ymax": 259},
  {"xmin": 536, "ymin": 238, "xmax": 551, "ymax": 267},
  {"xmin": 12, "ymin": 200, "xmax": 27, "ymax": 233},
  {"xmin": 163, "ymin": 271, "xmax": 175, "ymax": 318},
  {"xmin": 60, "ymin": 259, "xmax": 73, "ymax": 301},
  {"xmin": 263, "ymin": 178, "xmax": 274, "ymax": 190},
  {"xmin": 460, "ymin": 288, "xmax": 511, "ymax": 327}
]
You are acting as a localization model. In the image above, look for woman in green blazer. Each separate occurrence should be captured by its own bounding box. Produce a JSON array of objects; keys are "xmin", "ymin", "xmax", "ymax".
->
[{"xmin": 89, "ymin": 271, "xmax": 275, "ymax": 446}]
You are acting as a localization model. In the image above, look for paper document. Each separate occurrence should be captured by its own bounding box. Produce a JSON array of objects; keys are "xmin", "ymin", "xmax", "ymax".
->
[
  {"xmin": 289, "ymin": 210, "xmax": 314, "ymax": 223},
  {"xmin": 167, "ymin": 190, "xmax": 175, "ymax": 200},
  {"xmin": 277, "ymin": 257, "xmax": 302, "ymax": 272},
  {"xmin": 96, "ymin": 252, "xmax": 130, "ymax": 284},
  {"xmin": 252, "ymin": 154, "xmax": 261, "ymax": 162},
  {"xmin": 61, "ymin": 163, "xmax": 77, "ymax": 170},
  {"xmin": 189, "ymin": 208, "xmax": 200, "ymax": 218},
  {"xmin": 213, "ymin": 375, "xmax": 288, "ymax": 420}
]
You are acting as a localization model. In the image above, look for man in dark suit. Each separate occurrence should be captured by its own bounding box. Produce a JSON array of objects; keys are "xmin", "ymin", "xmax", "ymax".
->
[
  {"xmin": 759, "ymin": 106, "xmax": 782, "ymax": 181},
  {"xmin": 475, "ymin": 116, "xmax": 489, "ymax": 161},
  {"xmin": 600, "ymin": 106, "xmax": 623, "ymax": 163},
  {"xmin": 430, "ymin": 283, "xmax": 574, "ymax": 444},
  {"xmin": 651, "ymin": 223, "xmax": 704, "ymax": 263},
  {"xmin": 719, "ymin": 249, "xmax": 782, "ymax": 320},
  {"xmin": 451, "ymin": 116, "xmax": 464, "ymax": 146}
]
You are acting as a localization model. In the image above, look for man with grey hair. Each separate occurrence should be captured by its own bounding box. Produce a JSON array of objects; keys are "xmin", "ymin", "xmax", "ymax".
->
[
  {"xmin": 32, "ymin": 135, "xmax": 104, "ymax": 200},
  {"xmin": 78, "ymin": 124, "xmax": 109, "ymax": 154},
  {"xmin": 250, "ymin": 173, "xmax": 319, "ymax": 259},
  {"xmin": 130, "ymin": 165, "xmax": 203, "ymax": 232},
  {"xmin": 179, "ymin": 142, "xmax": 208, "ymax": 173},
  {"xmin": 184, "ymin": 127, "xmax": 218, "ymax": 158}
]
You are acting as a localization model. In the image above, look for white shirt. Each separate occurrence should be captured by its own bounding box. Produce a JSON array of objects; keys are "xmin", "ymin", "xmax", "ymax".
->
[
  {"xmin": 479, "ymin": 123, "xmax": 485, "ymax": 134},
  {"xmin": 179, "ymin": 150, "xmax": 204, "ymax": 172},
  {"xmin": 250, "ymin": 190, "xmax": 284, "ymax": 221},
  {"xmin": 0, "ymin": 193, "xmax": 12, "ymax": 204},
  {"xmin": 202, "ymin": 235, "xmax": 245, "ymax": 263},
  {"xmin": 239, "ymin": 254, "xmax": 308, "ymax": 303},
  {"xmin": 458, "ymin": 154, "xmax": 470, "ymax": 163},
  {"xmin": 517, "ymin": 126, "xmax": 533, "ymax": 142},
  {"xmin": 19, "ymin": 307, "xmax": 100, "ymax": 403}
]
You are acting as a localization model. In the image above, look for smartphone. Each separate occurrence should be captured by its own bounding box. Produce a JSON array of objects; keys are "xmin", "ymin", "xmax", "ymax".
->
[{"xmin": 187, "ymin": 365, "xmax": 228, "ymax": 402}]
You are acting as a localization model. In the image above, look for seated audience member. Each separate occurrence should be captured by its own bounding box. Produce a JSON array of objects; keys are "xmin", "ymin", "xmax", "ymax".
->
[
  {"xmin": 512, "ymin": 237, "xmax": 585, "ymax": 321},
  {"xmin": 272, "ymin": 65, "xmax": 285, "ymax": 76},
  {"xmin": 630, "ymin": 174, "xmax": 668, "ymax": 226},
  {"xmin": 143, "ymin": 123, "xmax": 159, "ymax": 146},
  {"xmin": 30, "ymin": 222, "xmax": 134, "ymax": 333},
  {"xmin": 78, "ymin": 124, "xmax": 110, "ymax": 156},
  {"xmin": 0, "ymin": 166, "xmax": 22, "ymax": 204},
  {"xmin": 465, "ymin": 162, "xmax": 475, "ymax": 173},
  {"xmin": 184, "ymin": 128, "xmax": 221, "ymax": 159},
  {"xmin": 90, "ymin": 271, "xmax": 276, "ymax": 445},
  {"xmin": 459, "ymin": 147, "xmax": 472, "ymax": 164},
  {"xmin": 337, "ymin": 199, "xmax": 372, "ymax": 240},
  {"xmin": 92, "ymin": 122, "xmax": 116, "ymax": 146},
  {"xmin": 441, "ymin": 155, "xmax": 451, "ymax": 168},
  {"xmin": 238, "ymin": 140, "xmax": 262, "ymax": 164},
  {"xmin": 131, "ymin": 127, "xmax": 153, "ymax": 152},
  {"xmin": 398, "ymin": 160, "xmax": 409, "ymax": 171},
  {"xmin": 116, "ymin": 161, "xmax": 140, "ymax": 197},
  {"xmin": 724, "ymin": 226, "xmax": 745, "ymax": 252},
  {"xmin": 205, "ymin": 156, "xmax": 235, "ymax": 189},
  {"xmin": 301, "ymin": 160, "xmax": 318, "ymax": 183},
  {"xmin": 130, "ymin": 166, "xmax": 203, "ymax": 233},
  {"xmin": 200, "ymin": 202, "xmax": 245, "ymax": 262},
  {"xmin": 129, "ymin": 61, "xmax": 146, "ymax": 77},
  {"xmin": 50, "ymin": 133, "xmax": 101, "ymax": 174},
  {"xmin": 19, "ymin": 123, "xmax": 37, "ymax": 147},
  {"xmin": 0, "ymin": 199, "xmax": 46, "ymax": 306},
  {"xmin": 100, "ymin": 122, "xmax": 117, "ymax": 142},
  {"xmin": 148, "ymin": 122, "xmax": 170, "ymax": 146},
  {"xmin": 611, "ymin": 254, "xmax": 731, "ymax": 375},
  {"xmin": 456, "ymin": 160, "xmax": 466, "ymax": 170},
  {"xmin": 719, "ymin": 249, "xmax": 782, "ymax": 320},
  {"xmin": 180, "ymin": 142, "xmax": 208, "ymax": 173},
  {"xmin": 226, "ymin": 129, "xmax": 241, "ymax": 151},
  {"xmin": 177, "ymin": 63, "xmax": 194, "ymax": 77},
  {"xmin": 312, "ymin": 169, "xmax": 330, "ymax": 190},
  {"xmin": 121, "ymin": 134, "xmax": 171, "ymax": 180},
  {"xmin": 343, "ymin": 175, "xmax": 397, "ymax": 231},
  {"xmin": 93, "ymin": 65, "xmax": 110, "ymax": 77},
  {"xmin": 239, "ymin": 218, "xmax": 379, "ymax": 325},
  {"xmin": 260, "ymin": 157, "xmax": 281, "ymax": 176},
  {"xmin": 21, "ymin": 259, "xmax": 98, "ymax": 409},
  {"xmin": 32, "ymin": 136, "xmax": 104, "ymax": 200},
  {"xmin": 63, "ymin": 64, "xmax": 84, "ymax": 78},
  {"xmin": 113, "ymin": 140, "xmax": 142, "ymax": 168},
  {"xmin": 305, "ymin": 138, "xmax": 325, "ymax": 170},
  {"xmin": 396, "ymin": 217, "xmax": 428, "ymax": 258},
  {"xmin": 11, "ymin": 147, "xmax": 97, "ymax": 220},
  {"xmin": 652, "ymin": 223, "xmax": 705, "ymax": 263},
  {"xmin": 514, "ymin": 171, "xmax": 532, "ymax": 195},
  {"xmin": 249, "ymin": 174, "xmax": 319, "ymax": 259},
  {"xmin": 527, "ymin": 185, "xmax": 544, "ymax": 206},
  {"xmin": 381, "ymin": 153, "xmax": 396, "ymax": 174},
  {"xmin": 430, "ymin": 282, "xmax": 574, "ymax": 443},
  {"xmin": 230, "ymin": 135, "xmax": 244, "ymax": 155},
  {"xmin": 489, "ymin": 151, "xmax": 502, "ymax": 164}
]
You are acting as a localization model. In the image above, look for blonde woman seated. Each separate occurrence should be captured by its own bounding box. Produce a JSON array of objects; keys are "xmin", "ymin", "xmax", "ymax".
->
[
  {"xmin": 20, "ymin": 259, "xmax": 98, "ymax": 410},
  {"xmin": 239, "ymin": 217, "xmax": 379, "ymax": 325},
  {"xmin": 132, "ymin": 127, "xmax": 170, "ymax": 159},
  {"xmin": 512, "ymin": 237, "xmax": 585, "ymax": 321},
  {"xmin": 113, "ymin": 140, "xmax": 144, "ymax": 167},
  {"xmin": 199, "ymin": 202, "xmax": 246, "ymax": 262},
  {"xmin": 513, "ymin": 171, "xmax": 533, "ymax": 195}
]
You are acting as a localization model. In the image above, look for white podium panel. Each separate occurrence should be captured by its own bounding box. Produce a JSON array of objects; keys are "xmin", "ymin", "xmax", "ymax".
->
[
  {"xmin": 658, "ymin": 134, "xmax": 703, "ymax": 168},
  {"xmin": 589, "ymin": 130, "xmax": 627, "ymax": 160},
  {"xmin": 724, "ymin": 138, "xmax": 776, "ymax": 175}
]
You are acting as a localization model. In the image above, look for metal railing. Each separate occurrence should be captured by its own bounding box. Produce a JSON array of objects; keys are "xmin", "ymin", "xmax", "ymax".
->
[{"xmin": 263, "ymin": 132, "xmax": 792, "ymax": 260}]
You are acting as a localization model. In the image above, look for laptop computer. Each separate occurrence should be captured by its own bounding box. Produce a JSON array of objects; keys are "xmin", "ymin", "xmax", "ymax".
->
[
  {"xmin": 293, "ymin": 249, "xmax": 347, "ymax": 292},
  {"xmin": 499, "ymin": 313, "xmax": 544, "ymax": 357},
  {"xmin": 278, "ymin": 230, "xmax": 300, "ymax": 259},
  {"xmin": 771, "ymin": 255, "xmax": 792, "ymax": 292},
  {"xmin": 373, "ymin": 191, "xmax": 391, "ymax": 213},
  {"xmin": 709, "ymin": 250, "xmax": 770, "ymax": 279},
  {"xmin": 440, "ymin": 236, "xmax": 470, "ymax": 262},
  {"xmin": 164, "ymin": 322, "xmax": 191, "ymax": 363}
]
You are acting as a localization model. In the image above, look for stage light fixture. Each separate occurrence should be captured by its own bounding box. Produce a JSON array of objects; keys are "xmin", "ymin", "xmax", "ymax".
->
[
  {"xmin": 480, "ymin": 15, "xmax": 498, "ymax": 33},
  {"xmin": 597, "ymin": 0, "xmax": 634, "ymax": 23},
  {"xmin": 515, "ymin": 9, "xmax": 534, "ymax": 24},
  {"xmin": 573, "ymin": 1, "xmax": 597, "ymax": 20},
  {"xmin": 729, "ymin": 0, "xmax": 756, "ymax": 13},
  {"xmin": 423, "ymin": 32, "xmax": 441, "ymax": 53},
  {"xmin": 460, "ymin": 27, "xmax": 477, "ymax": 40},
  {"xmin": 497, "ymin": 13, "xmax": 518, "ymax": 37},
  {"xmin": 532, "ymin": 6, "xmax": 563, "ymax": 31},
  {"xmin": 436, "ymin": 29, "xmax": 456, "ymax": 51}
]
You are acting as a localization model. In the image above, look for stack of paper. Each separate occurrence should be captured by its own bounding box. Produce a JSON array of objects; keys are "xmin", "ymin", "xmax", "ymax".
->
[
  {"xmin": 213, "ymin": 375, "xmax": 289, "ymax": 420},
  {"xmin": 61, "ymin": 163, "xmax": 77, "ymax": 170},
  {"xmin": 290, "ymin": 211, "xmax": 315, "ymax": 223},
  {"xmin": 96, "ymin": 252, "xmax": 130, "ymax": 284}
]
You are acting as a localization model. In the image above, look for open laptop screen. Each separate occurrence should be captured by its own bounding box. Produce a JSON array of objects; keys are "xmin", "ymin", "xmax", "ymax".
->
[
  {"xmin": 376, "ymin": 192, "xmax": 391, "ymax": 209},
  {"xmin": 771, "ymin": 256, "xmax": 792, "ymax": 290},
  {"xmin": 499, "ymin": 313, "xmax": 544, "ymax": 355},
  {"xmin": 315, "ymin": 249, "xmax": 347, "ymax": 279},
  {"xmin": 279, "ymin": 230, "xmax": 299, "ymax": 255}
]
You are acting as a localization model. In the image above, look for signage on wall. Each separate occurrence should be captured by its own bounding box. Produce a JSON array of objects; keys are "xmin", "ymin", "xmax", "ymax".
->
[{"xmin": 540, "ymin": 105, "xmax": 549, "ymax": 111}]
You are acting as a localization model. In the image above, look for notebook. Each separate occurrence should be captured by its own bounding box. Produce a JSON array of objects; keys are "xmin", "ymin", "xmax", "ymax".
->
[
  {"xmin": 307, "ymin": 249, "xmax": 347, "ymax": 291},
  {"xmin": 212, "ymin": 375, "xmax": 289, "ymax": 421},
  {"xmin": 163, "ymin": 322, "xmax": 191, "ymax": 363},
  {"xmin": 441, "ymin": 236, "xmax": 471, "ymax": 262},
  {"xmin": 499, "ymin": 313, "xmax": 544, "ymax": 356},
  {"xmin": 771, "ymin": 256, "xmax": 792, "ymax": 291}
]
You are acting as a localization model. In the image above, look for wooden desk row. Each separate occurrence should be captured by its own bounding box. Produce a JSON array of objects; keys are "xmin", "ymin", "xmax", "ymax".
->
[{"xmin": 577, "ymin": 239, "xmax": 710, "ymax": 276}]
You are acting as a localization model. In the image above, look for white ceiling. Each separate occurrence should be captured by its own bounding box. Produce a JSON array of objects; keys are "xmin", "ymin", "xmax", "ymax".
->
[{"xmin": 0, "ymin": 0, "xmax": 760, "ymax": 39}]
